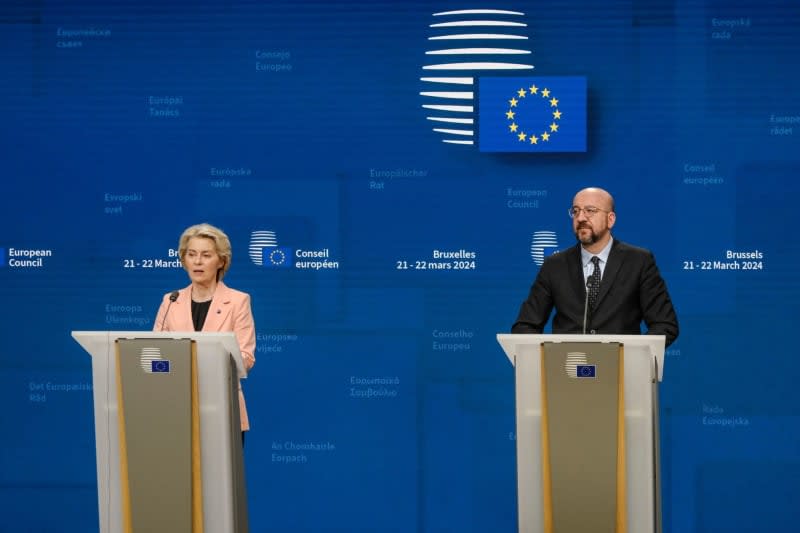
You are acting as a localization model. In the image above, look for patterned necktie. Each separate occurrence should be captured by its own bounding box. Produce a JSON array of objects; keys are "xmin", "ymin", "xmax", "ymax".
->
[{"xmin": 588, "ymin": 256, "xmax": 601, "ymax": 311}]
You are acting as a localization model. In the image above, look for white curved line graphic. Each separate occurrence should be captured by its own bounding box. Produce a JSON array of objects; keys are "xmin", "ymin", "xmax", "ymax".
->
[
  {"xmin": 426, "ymin": 48, "xmax": 531, "ymax": 55},
  {"xmin": 434, "ymin": 9, "xmax": 524, "ymax": 16},
  {"xmin": 419, "ymin": 91, "xmax": 474, "ymax": 99},
  {"xmin": 426, "ymin": 116, "xmax": 474, "ymax": 124},
  {"xmin": 429, "ymin": 33, "xmax": 528, "ymax": 40},
  {"xmin": 443, "ymin": 139, "xmax": 474, "ymax": 145},
  {"xmin": 431, "ymin": 20, "xmax": 527, "ymax": 28},
  {"xmin": 433, "ymin": 128, "xmax": 473, "ymax": 136},
  {"xmin": 420, "ymin": 77, "xmax": 474, "ymax": 85},
  {"xmin": 422, "ymin": 104, "xmax": 473, "ymax": 112},
  {"xmin": 423, "ymin": 62, "xmax": 534, "ymax": 70}
]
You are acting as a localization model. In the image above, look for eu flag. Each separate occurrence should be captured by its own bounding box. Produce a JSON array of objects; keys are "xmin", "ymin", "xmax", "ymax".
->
[
  {"xmin": 576, "ymin": 364, "xmax": 596, "ymax": 378},
  {"xmin": 479, "ymin": 76, "xmax": 586, "ymax": 152},
  {"xmin": 151, "ymin": 360, "xmax": 170, "ymax": 373},
  {"xmin": 262, "ymin": 247, "xmax": 293, "ymax": 268}
]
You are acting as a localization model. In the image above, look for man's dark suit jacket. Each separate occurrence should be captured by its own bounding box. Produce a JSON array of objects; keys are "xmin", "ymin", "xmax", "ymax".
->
[{"xmin": 511, "ymin": 239, "xmax": 679, "ymax": 346}]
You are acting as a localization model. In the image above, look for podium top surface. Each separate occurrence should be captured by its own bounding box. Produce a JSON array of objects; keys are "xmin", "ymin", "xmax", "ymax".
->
[
  {"xmin": 72, "ymin": 330, "xmax": 247, "ymax": 378},
  {"xmin": 497, "ymin": 333, "xmax": 666, "ymax": 381}
]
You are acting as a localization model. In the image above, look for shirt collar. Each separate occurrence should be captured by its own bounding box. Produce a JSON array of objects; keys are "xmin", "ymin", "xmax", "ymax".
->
[{"xmin": 581, "ymin": 236, "xmax": 614, "ymax": 267}]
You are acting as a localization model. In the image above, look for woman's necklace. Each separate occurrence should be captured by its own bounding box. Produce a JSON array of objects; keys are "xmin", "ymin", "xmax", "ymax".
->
[{"xmin": 192, "ymin": 286, "xmax": 214, "ymax": 302}]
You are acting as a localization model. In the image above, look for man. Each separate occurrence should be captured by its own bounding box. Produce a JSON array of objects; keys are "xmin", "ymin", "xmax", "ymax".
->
[{"xmin": 512, "ymin": 187, "xmax": 679, "ymax": 346}]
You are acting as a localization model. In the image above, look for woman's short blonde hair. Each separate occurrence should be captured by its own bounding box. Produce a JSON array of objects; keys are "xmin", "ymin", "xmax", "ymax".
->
[{"xmin": 178, "ymin": 223, "xmax": 232, "ymax": 280}]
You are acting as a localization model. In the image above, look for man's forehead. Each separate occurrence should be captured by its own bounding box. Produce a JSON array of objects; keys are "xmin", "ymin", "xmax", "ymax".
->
[{"xmin": 573, "ymin": 190, "xmax": 610, "ymax": 205}]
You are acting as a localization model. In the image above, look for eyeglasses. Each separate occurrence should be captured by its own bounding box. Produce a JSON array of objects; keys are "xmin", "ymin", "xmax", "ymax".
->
[{"xmin": 568, "ymin": 206, "xmax": 610, "ymax": 218}]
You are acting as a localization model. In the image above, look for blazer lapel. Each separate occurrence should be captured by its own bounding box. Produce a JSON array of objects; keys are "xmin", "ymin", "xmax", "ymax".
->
[
  {"xmin": 567, "ymin": 245, "xmax": 586, "ymax": 301},
  {"xmin": 202, "ymin": 281, "xmax": 233, "ymax": 332},
  {"xmin": 595, "ymin": 240, "xmax": 624, "ymax": 308},
  {"xmin": 170, "ymin": 285, "xmax": 195, "ymax": 331}
]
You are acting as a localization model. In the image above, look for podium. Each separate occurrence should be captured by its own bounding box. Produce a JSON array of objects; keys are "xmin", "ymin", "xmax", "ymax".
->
[
  {"xmin": 497, "ymin": 334, "xmax": 665, "ymax": 533},
  {"xmin": 72, "ymin": 331, "xmax": 250, "ymax": 533}
]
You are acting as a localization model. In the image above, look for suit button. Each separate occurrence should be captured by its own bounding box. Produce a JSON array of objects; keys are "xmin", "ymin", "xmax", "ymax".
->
[{"xmin": 590, "ymin": 329, "xmax": 597, "ymax": 334}]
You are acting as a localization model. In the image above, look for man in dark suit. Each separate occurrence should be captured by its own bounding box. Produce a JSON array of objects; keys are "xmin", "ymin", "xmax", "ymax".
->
[{"xmin": 512, "ymin": 187, "xmax": 679, "ymax": 346}]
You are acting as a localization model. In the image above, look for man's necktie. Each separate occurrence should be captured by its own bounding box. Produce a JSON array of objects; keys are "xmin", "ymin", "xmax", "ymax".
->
[{"xmin": 588, "ymin": 256, "xmax": 601, "ymax": 311}]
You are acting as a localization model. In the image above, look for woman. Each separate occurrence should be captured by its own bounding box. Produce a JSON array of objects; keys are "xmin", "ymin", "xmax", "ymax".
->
[{"xmin": 153, "ymin": 223, "xmax": 256, "ymax": 440}]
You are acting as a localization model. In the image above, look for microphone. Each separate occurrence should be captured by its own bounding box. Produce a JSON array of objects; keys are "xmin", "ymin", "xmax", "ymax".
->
[
  {"xmin": 159, "ymin": 290, "xmax": 180, "ymax": 331},
  {"xmin": 582, "ymin": 277, "xmax": 593, "ymax": 334}
]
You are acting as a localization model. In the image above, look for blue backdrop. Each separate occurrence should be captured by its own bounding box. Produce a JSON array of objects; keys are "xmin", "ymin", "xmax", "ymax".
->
[{"xmin": 2, "ymin": 0, "xmax": 798, "ymax": 531}]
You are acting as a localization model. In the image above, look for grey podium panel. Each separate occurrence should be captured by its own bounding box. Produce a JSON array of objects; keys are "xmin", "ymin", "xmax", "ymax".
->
[
  {"xmin": 117, "ymin": 338, "xmax": 194, "ymax": 533},
  {"xmin": 542, "ymin": 342, "xmax": 621, "ymax": 533}
]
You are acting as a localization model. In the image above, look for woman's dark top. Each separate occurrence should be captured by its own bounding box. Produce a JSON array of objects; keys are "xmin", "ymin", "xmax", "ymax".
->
[{"xmin": 191, "ymin": 299, "xmax": 212, "ymax": 331}]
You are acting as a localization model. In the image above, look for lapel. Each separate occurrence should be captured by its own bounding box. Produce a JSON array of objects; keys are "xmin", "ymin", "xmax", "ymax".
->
[
  {"xmin": 170, "ymin": 285, "xmax": 195, "ymax": 331},
  {"xmin": 566, "ymin": 245, "xmax": 586, "ymax": 301},
  {"xmin": 202, "ymin": 281, "xmax": 234, "ymax": 332},
  {"xmin": 595, "ymin": 239, "xmax": 624, "ymax": 308}
]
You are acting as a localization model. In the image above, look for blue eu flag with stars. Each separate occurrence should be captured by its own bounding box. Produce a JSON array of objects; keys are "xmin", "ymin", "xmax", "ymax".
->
[
  {"xmin": 152, "ymin": 360, "xmax": 170, "ymax": 373},
  {"xmin": 262, "ymin": 247, "xmax": 294, "ymax": 268},
  {"xmin": 479, "ymin": 76, "xmax": 586, "ymax": 152},
  {"xmin": 576, "ymin": 364, "xmax": 596, "ymax": 378}
]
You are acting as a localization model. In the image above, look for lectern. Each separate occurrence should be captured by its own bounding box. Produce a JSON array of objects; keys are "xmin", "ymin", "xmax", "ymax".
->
[
  {"xmin": 497, "ymin": 334, "xmax": 665, "ymax": 533},
  {"xmin": 72, "ymin": 331, "xmax": 249, "ymax": 533}
]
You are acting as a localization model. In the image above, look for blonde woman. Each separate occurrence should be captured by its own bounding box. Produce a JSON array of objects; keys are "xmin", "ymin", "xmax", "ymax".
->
[{"xmin": 154, "ymin": 223, "xmax": 256, "ymax": 442}]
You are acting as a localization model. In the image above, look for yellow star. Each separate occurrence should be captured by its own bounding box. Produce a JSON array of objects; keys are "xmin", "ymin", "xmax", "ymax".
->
[
  {"xmin": 517, "ymin": 88, "xmax": 526, "ymax": 98},
  {"xmin": 529, "ymin": 84, "xmax": 538, "ymax": 94},
  {"xmin": 517, "ymin": 132, "xmax": 527, "ymax": 142},
  {"xmin": 550, "ymin": 97, "xmax": 559, "ymax": 107},
  {"xmin": 550, "ymin": 122, "xmax": 559, "ymax": 132},
  {"xmin": 509, "ymin": 97, "xmax": 518, "ymax": 107},
  {"xmin": 506, "ymin": 110, "xmax": 515, "ymax": 119},
  {"xmin": 553, "ymin": 110, "xmax": 562, "ymax": 119},
  {"xmin": 509, "ymin": 122, "xmax": 518, "ymax": 132},
  {"xmin": 541, "ymin": 132, "xmax": 550, "ymax": 141},
  {"xmin": 529, "ymin": 135, "xmax": 538, "ymax": 144},
  {"xmin": 541, "ymin": 88, "xmax": 550, "ymax": 98}
]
